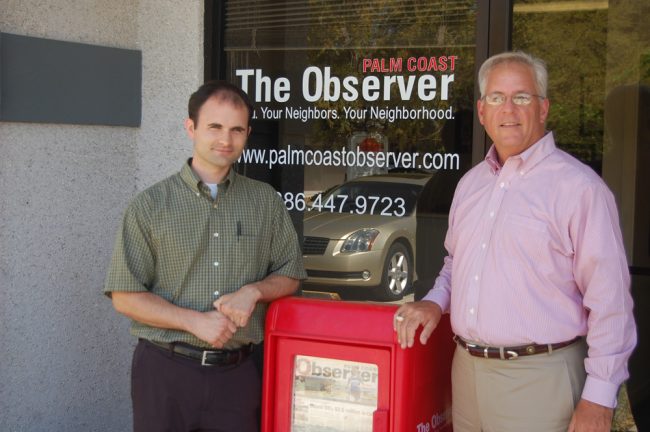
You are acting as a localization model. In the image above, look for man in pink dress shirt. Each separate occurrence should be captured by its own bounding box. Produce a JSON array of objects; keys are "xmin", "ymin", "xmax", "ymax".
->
[{"xmin": 394, "ymin": 51, "xmax": 636, "ymax": 432}]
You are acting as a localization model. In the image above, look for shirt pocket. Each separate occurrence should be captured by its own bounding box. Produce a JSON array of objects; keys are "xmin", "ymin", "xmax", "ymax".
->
[
  {"xmin": 232, "ymin": 234, "xmax": 265, "ymax": 285},
  {"xmin": 501, "ymin": 213, "xmax": 551, "ymax": 263},
  {"xmin": 506, "ymin": 213, "xmax": 548, "ymax": 234}
]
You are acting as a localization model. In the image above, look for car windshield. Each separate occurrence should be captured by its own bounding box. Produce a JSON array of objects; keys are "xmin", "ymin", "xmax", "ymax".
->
[{"xmin": 319, "ymin": 180, "xmax": 422, "ymax": 216}]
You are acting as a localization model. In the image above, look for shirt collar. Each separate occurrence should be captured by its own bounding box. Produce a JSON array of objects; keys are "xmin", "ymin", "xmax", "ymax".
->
[
  {"xmin": 484, "ymin": 131, "xmax": 556, "ymax": 175},
  {"xmin": 485, "ymin": 145, "xmax": 501, "ymax": 174},
  {"xmin": 518, "ymin": 131, "xmax": 556, "ymax": 172},
  {"xmin": 179, "ymin": 158, "xmax": 236, "ymax": 195}
]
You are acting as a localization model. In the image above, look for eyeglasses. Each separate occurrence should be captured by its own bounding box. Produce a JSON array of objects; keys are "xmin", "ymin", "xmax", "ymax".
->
[{"xmin": 482, "ymin": 92, "xmax": 545, "ymax": 106}]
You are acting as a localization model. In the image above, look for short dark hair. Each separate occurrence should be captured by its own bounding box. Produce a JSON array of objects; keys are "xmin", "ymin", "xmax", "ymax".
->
[{"xmin": 187, "ymin": 80, "xmax": 254, "ymax": 125}]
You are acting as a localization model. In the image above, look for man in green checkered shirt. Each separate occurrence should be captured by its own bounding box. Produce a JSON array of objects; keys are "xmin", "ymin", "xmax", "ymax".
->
[{"xmin": 104, "ymin": 81, "xmax": 306, "ymax": 432}]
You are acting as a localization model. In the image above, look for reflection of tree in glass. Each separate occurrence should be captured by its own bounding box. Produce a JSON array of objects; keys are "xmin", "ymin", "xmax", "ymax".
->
[
  {"xmin": 514, "ymin": 4, "xmax": 621, "ymax": 172},
  {"xmin": 304, "ymin": 0, "xmax": 476, "ymax": 155},
  {"xmin": 514, "ymin": 0, "xmax": 649, "ymax": 174}
]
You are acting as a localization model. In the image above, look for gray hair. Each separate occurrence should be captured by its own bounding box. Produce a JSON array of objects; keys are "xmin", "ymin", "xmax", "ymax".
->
[{"xmin": 478, "ymin": 51, "xmax": 548, "ymax": 98}]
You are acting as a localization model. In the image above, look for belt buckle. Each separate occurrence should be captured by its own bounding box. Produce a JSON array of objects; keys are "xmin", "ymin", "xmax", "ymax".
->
[
  {"xmin": 201, "ymin": 350, "xmax": 216, "ymax": 366},
  {"xmin": 506, "ymin": 350, "xmax": 519, "ymax": 360}
]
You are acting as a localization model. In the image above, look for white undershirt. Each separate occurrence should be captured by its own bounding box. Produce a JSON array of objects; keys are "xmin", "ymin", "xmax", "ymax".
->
[{"xmin": 205, "ymin": 183, "xmax": 218, "ymax": 200}]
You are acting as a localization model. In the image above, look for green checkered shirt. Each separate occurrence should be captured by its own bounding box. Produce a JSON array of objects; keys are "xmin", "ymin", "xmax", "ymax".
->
[{"xmin": 104, "ymin": 160, "xmax": 306, "ymax": 349}]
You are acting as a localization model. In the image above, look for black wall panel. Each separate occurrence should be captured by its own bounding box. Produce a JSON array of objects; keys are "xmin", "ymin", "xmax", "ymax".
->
[{"xmin": 0, "ymin": 33, "xmax": 141, "ymax": 126}]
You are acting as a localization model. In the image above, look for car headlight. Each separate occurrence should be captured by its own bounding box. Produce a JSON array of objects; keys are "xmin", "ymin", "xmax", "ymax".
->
[{"xmin": 340, "ymin": 229, "xmax": 379, "ymax": 253}]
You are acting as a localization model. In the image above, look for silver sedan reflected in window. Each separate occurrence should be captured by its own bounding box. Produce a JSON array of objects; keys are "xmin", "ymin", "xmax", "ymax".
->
[{"xmin": 302, "ymin": 173, "xmax": 430, "ymax": 301}]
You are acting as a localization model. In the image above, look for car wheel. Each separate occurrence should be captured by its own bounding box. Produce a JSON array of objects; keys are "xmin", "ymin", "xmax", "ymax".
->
[{"xmin": 377, "ymin": 242, "xmax": 412, "ymax": 301}]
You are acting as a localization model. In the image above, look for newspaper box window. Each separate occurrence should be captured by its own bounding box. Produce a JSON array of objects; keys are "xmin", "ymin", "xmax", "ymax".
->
[{"xmin": 292, "ymin": 356, "xmax": 379, "ymax": 431}]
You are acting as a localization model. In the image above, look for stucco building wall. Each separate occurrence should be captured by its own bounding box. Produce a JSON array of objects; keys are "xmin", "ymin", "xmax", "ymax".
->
[{"xmin": 0, "ymin": 1, "xmax": 203, "ymax": 430}]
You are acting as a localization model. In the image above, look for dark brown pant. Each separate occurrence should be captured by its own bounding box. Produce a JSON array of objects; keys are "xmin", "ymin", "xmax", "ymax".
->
[{"xmin": 131, "ymin": 339, "xmax": 262, "ymax": 432}]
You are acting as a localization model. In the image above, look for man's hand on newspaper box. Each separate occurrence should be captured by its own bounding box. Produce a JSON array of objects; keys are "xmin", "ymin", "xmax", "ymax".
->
[{"xmin": 394, "ymin": 301, "xmax": 442, "ymax": 349}]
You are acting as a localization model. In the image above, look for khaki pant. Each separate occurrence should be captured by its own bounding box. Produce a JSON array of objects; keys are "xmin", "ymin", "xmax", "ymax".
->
[{"xmin": 452, "ymin": 339, "xmax": 587, "ymax": 432}]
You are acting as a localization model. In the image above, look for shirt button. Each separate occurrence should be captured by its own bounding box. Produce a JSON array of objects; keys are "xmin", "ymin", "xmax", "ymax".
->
[
  {"xmin": 520, "ymin": 170, "xmax": 525, "ymax": 176},
  {"xmin": 213, "ymin": 204, "xmax": 218, "ymax": 209},
  {"xmin": 489, "ymin": 211, "xmax": 494, "ymax": 218},
  {"xmin": 213, "ymin": 232, "xmax": 219, "ymax": 238},
  {"xmin": 195, "ymin": 192, "xmax": 200, "ymax": 197},
  {"xmin": 500, "ymin": 182, "xmax": 505, "ymax": 188},
  {"xmin": 481, "ymin": 243, "xmax": 486, "ymax": 249},
  {"xmin": 213, "ymin": 261, "xmax": 219, "ymax": 267},
  {"xmin": 469, "ymin": 308, "xmax": 475, "ymax": 315},
  {"xmin": 474, "ymin": 275, "xmax": 479, "ymax": 281}
]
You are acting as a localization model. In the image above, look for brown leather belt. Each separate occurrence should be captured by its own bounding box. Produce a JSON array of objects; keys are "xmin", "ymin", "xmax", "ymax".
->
[
  {"xmin": 147, "ymin": 339, "xmax": 252, "ymax": 367},
  {"xmin": 453, "ymin": 335, "xmax": 581, "ymax": 360}
]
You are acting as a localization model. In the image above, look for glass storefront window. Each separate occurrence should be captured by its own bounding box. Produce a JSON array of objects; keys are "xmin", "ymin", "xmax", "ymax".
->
[
  {"xmin": 513, "ymin": 1, "xmax": 649, "ymax": 430},
  {"xmin": 512, "ymin": 0, "xmax": 649, "ymax": 265},
  {"xmin": 224, "ymin": 0, "xmax": 478, "ymax": 302}
]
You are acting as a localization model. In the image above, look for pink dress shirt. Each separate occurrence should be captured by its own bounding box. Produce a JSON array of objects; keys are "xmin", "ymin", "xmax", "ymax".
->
[{"xmin": 424, "ymin": 132, "xmax": 636, "ymax": 408}]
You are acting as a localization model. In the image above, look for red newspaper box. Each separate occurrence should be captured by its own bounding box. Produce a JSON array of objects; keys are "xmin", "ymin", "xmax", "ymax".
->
[{"xmin": 262, "ymin": 297, "xmax": 454, "ymax": 432}]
